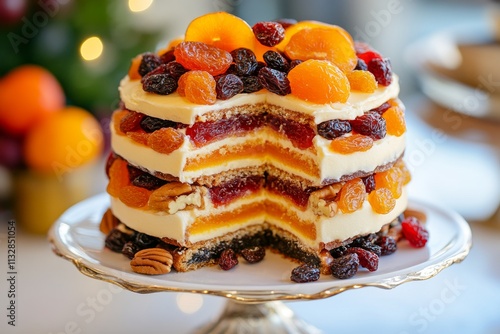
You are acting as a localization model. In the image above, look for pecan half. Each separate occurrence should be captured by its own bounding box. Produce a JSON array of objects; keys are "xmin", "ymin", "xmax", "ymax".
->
[
  {"xmin": 148, "ymin": 182, "xmax": 205, "ymax": 214},
  {"xmin": 308, "ymin": 184, "xmax": 342, "ymax": 217},
  {"xmin": 99, "ymin": 208, "xmax": 118, "ymax": 234},
  {"xmin": 130, "ymin": 248, "xmax": 173, "ymax": 275}
]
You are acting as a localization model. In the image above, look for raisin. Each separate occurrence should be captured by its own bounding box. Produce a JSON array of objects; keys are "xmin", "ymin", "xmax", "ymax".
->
[
  {"xmin": 371, "ymin": 102, "xmax": 391, "ymax": 115},
  {"xmin": 159, "ymin": 49, "xmax": 175, "ymax": 64},
  {"xmin": 288, "ymin": 59, "xmax": 303, "ymax": 72},
  {"xmin": 355, "ymin": 58, "xmax": 368, "ymax": 71},
  {"xmin": 241, "ymin": 76, "xmax": 262, "ymax": 93},
  {"xmin": 122, "ymin": 241, "xmax": 140, "ymax": 259},
  {"xmin": 263, "ymin": 50, "xmax": 289, "ymax": 72},
  {"xmin": 219, "ymin": 249, "xmax": 238, "ymax": 270},
  {"xmin": 290, "ymin": 264, "xmax": 320, "ymax": 283},
  {"xmin": 317, "ymin": 119, "xmax": 352, "ymax": 140},
  {"xmin": 229, "ymin": 48, "xmax": 258, "ymax": 76},
  {"xmin": 337, "ymin": 178, "xmax": 366, "ymax": 214},
  {"xmin": 215, "ymin": 74, "xmax": 244, "ymax": 100},
  {"xmin": 142, "ymin": 74, "xmax": 178, "ymax": 95},
  {"xmin": 138, "ymin": 52, "xmax": 162, "ymax": 77},
  {"xmin": 330, "ymin": 246, "xmax": 348, "ymax": 258},
  {"xmin": 165, "ymin": 61, "xmax": 187, "ymax": 79},
  {"xmin": 368, "ymin": 188, "xmax": 396, "ymax": 214},
  {"xmin": 240, "ymin": 246, "xmax": 265, "ymax": 263},
  {"xmin": 141, "ymin": 63, "xmax": 168, "ymax": 82},
  {"xmin": 362, "ymin": 174, "xmax": 376, "ymax": 193},
  {"xmin": 258, "ymin": 67, "xmax": 290, "ymax": 96},
  {"xmin": 401, "ymin": 216, "xmax": 429, "ymax": 248},
  {"xmin": 375, "ymin": 236, "xmax": 397, "ymax": 256},
  {"xmin": 331, "ymin": 253, "xmax": 359, "ymax": 279},
  {"xmin": 135, "ymin": 232, "xmax": 160, "ymax": 249},
  {"xmin": 174, "ymin": 41, "xmax": 232, "ymax": 76},
  {"xmin": 368, "ymin": 58, "xmax": 393, "ymax": 86},
  {"xmin": 132, "ymin": 173, "xmax": 167, "ymax": 190},
  {"xmin": 119, "ymin": 111, "xmax": 144, "ymax": 133},
  {"xmin": 350, "ymin": 237, "xmax": 382, "ymax": 257},
  {"xmin": 105, "ymin": 228, "xmax": 132, "ymax": 252},
  {"xmin": 274, "ymin": 18, "xmax": 297, "ymax": 29},
  {"xmin": 140, "ymin": 116, "xmax": 178, "ymax": 133},
  {"xmin": 347, "ymin": 247, "xmax": 379, "ymax": 271},
  {"xmin": 350, "ymin": 111, "xmax": 387, "ymax": 140},
  {"xmin": 127, "ymin": 165, "xmax": 144, "ymax": 182},
  {"xmin": 252, "ymin": 21, "xmax": 285, "ymax": 47}
]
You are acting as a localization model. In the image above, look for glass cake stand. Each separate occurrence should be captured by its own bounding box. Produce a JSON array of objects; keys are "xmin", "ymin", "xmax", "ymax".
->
[{"xmin": 48, "ymin": 193, "xmax": 471, "ymax": 333}]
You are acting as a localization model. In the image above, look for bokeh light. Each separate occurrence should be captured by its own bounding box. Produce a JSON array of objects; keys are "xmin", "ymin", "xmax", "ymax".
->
[
  {"xmin": 80, "ymin": 36, "xmax": 104, "ymax": 61},
  {"xmin": 128, "ymin": 0, "xmax": 153, "ymax": 13},
  {"xmin": 176, "ymin": 293, "xmax": 203, "ymax": 314}
]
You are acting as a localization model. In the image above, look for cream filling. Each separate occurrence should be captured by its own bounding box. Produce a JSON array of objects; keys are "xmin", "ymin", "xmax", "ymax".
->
[
  {"xmin": 119, "ymin": 75, "xmax": 400, "ymax": 124},
  {"xmin": 110, "ymin": 187, "xmax": 408, "ymax": 249}
]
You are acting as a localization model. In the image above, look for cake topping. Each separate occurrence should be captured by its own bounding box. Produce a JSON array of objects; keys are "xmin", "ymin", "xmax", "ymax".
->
[
  {"xmin": 252, "ymin": 21, "xmax": 285, "ymax": 47},
  {"xmin": 130, "ymin": 248, "xmax": 173, "ymax": 275}
]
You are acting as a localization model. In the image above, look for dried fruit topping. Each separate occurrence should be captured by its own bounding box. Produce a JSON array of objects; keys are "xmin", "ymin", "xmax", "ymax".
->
[
  {"xmin": 164, "ymin": 61, "xmax": 188, "ymax": 80},
  {"xmin": 361, "ymin": 174, "xmax": 376, "ymax": 193},
  {"xmin": 329, "ymin": 134, "xmax": 374, "ymax": 154},
  {"xmin": 147, "ymin": 127, "xmax": 184, "ymax": 154},
  {"xmin": 106, "ymin": 158, "xmax": 130, "ymax": 197},
  {"xmin": 275, "ymin": 18, "xmax": 297, "ymax": 29},
  {"xmin": 371, "ymin": 102, "xmax": 391, "ymax": 115},
  {"xmin": 331, "ymin": 253, "xmax": 359, "ymax": 279},
  {"xmin": 130, "ymin": 248, "xmax": 173, "ymax": 275},
  {"xmin": 401, "ymin": 216, "xmax": 429, "ymax": 248},
  {"xmin": 288, "ymin": 59, "xmax": 350, "ymax": 104},
  {"xmin": 330, "ymin": 245, "xmax": 348, "ymax": 258},
  {"xmin": 368, "ymin": 58, "xmax": 393, "ymax": 86},
  {"xmin": 128, "ymin": 55, "xmax": 142, "ymax": 80},
  {"xmin": 159, "ymin": 48, "xmax": 175, "ymax": 64},
  {"xmin": 174, "ymin": 41, "xmax": 232, "ymax": 76},
  {"xmin": 112, "ymin": 110, "xmax": 129, "ymax": 135},
  {"xmin": 184, "ymin": 11, "xmax": 255, "ymax": 52},
  {"xmin": 178, "ymin": 70, "xmax": 217, "ymax": 105},
  {"xmin": 127, "ymin": 164, "xmax": 144, "ymax": 182},
  {"xmin": 346, "ymin": 247, "xmax": 379, "ymax": 271},
  {"xmin": 263, "ymin": 50, "xmax": 289, "ymax": 72},
  {"xmin": 119, "ymin": 111, "xmax": 144, "ymax": 133},
  {"xmin": 138, "ymin": 52, "xmax": 162, "ymax": 77},
  {"xmin": 350, "ymin": 237, "xmax": 382, "ymax": 256},
  {"xmin": 288, "ymin": 59, "xmax": 303, "ymax": 71},
  {"xmin": 215, "ymin": 74, "xmax": 244, "ymax": 100},
  {"xmin": 99, "ymin": 208, "xmax": 119, "ymax": 235},
  {"xmin": 105, "ymin": 228, "xmax": 132, "ymax": 252},
  {"xmin": 132, "ymin": 173, "xmax": 167, "ymax": 190},
  {"xmin": 395, "ymin": 159, "xmax": 412, "ymax": 185},
  {"xmin": 382, "ymin": 106, "xmax": 406, "ymax": 136},
  {"xmin": 337, "ymin": 178, "xmax": 366, "ymax": 214},
  {"xmin": 140, "ymin": 116, "xmax": 178, "ymax": 133},
  {"xmin": 240, "ymin": 246, "xmax": 266, "ymax": 263},
  {"xmin": 252, "ymin": 21, "xmax": 285, "ymax": 47},
  {"xmin": 229, "ymin": 48, "xmax": 258, "ymax": 76},
  {"xmin": 219, "ymin": 249, "xmax": 239, "ymax": 270},
  {"xmin": 105, "ymin": 151, "xmax": 117, "ymax": 179},
  {"xmin": 241, "ymin": 76, "xmax": 263, "ymax": 93},
  {"xmin": 142, "ymin": 74, "xmax": 178, "ymax": 95},
  {"xmin": 284, "ymin": 27, "xmax": 357, "ymax": 73},
  {"xmin": 374, "ymin": 167, "xmax": 403, "ymax": 199},
  {"xmin": 290, "ymin": 264, "xmax": 320, "ymax": 283},
  {"xmin": 350, "ymin": 111, "xmax": 387, "ymax": 140},
  {"xmin": 354, "ymin": 58, "xmax": 368, "ymax": 71},
  {"xmin": 355, "ymin": 42, "xmax": 382, "ymax": 63},
  {"xmin": 368, "ymin": 187, "xmax": 396, "ymax": 214},
  {"xmin": 258, "ymin": 67, "xmax": 291, "ymax": 96},
  {"xmin": 375, "ymin": 236, "xmax": 397, "ymax": 256},
  {"xmin": 317, "ymin": 119, "xmax": 352, "ymax": 140},
  {"xmin": 347, "ymin": 70, "xmax": 378, "ymax": 93},
  {"xmin": 135, "ymin": 232, "xmax": 160, "ymax": 249},
  {"xmin": 122, "ymin": 241, "xmax": 140, "ymax": 259},
  {"xmin": 118, "ymin": 185, "xmax": 151, "ymax": 208}
]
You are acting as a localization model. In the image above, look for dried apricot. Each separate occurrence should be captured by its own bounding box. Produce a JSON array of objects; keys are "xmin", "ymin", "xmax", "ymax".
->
[
  {"xmin": 118, "ymin": 185, "xmax": 151, "ymax": 208},
  {"xmin": 128, "ymin": 55, "xmax": 142, "ymax": 80},
  {"xmin": 382, "ymin": 106, "xmax": 406, "ymax": 136},
  {"xmin": 394, "ymin": 159, "xmax": 411, "ymax": 185},
  {"xmin": 337, "ymin": 178, "xmax": 366, "ymax": 214},
  {"xmin": 106, "ymin": 158, "xmax": 130, "ymax": 197},
  {"xmin": 174, "ymin": 41, "xmax": 232, "ymax": 76},
  {"xmin": 374, "ymin": 166, "xmax": 403, "ymax": 199},
  {"xmin": 178, "ymin": 71, "xmax": 217, "ymax": 105},
  {"xmin": 288, "ymin": 59, "xmax": 350, "ymax": 104},
  {"xmin": 368, "ymin": 188, "xmax": 396, "ymax": 214},
  {"xmin": 284, "ymin": 27, "xmax": 357, "ymax": 73},
  {"xmin": 346, "ymin": 70, "xmax": 378, "ymax": 93},
  {"xmin": 329, "ymin": 134, "xmax": 373, "ymax": 154},
  {"xmin": 112, "ymin": 110, "xmax": 129, "ymax": 135},
  {"xmin": 127, "ymin": 130, "xmax": 150, "ymax": 146},
  {"xmin": 120, "ymin": 111, "xmax": 144, "ymax": 133},
  {"xmin": 184, "ymin": 12, "xmax": 254, "ymax": 52},
  {"xmin": 147, "ymin": 127, "xmax": 184, "ymax": 154}
]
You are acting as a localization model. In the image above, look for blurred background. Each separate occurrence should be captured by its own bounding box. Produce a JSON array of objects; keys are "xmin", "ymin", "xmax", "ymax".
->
[{"xmin": 0, "ymin": 0, "xmax": 499, "ymax": 333}]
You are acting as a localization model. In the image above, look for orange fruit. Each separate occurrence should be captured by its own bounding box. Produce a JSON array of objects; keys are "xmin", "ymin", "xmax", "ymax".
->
[
  {"xmin": 24, "ymin": 106, "xmax": 104, "ymax": 174},
  {"xmin": 288, "ymin": 59, "xmax": 350, "ymax": 104},
  {"xmin": 284, "ymin": 27, "xmax": 357, "ymax": 73},
  {"xmin": 0, "ymin": 65, "xmax": 65, "ymax": 135},
  {"xmin": 184, "ymin": 12, "xmax": 254, "ymax": 52},
  {"xmin": 346, "ymin": 70, "xmax": 378, "ymax": 93}
]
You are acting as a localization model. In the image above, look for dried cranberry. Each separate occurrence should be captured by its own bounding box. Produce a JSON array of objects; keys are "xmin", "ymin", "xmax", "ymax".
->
[
  {"xmin": 355, "ymin": 58, "xmax": 368, "ymax": 71},
  {"xmin": 362, "ymin": 174, "xmax": 376, "ymax": 193},
  {"xmin": 350, "ymin": 111, "xmax": 387, "ymax": 140},
  {"xmin": 229, "ymin": 48, "xmax": 258, "ymax": 76},
  {"xmin": 159, "ymin": 49, "xmax": 175, "ymax": 64},
  {"xmin": 253, "ymin": 21, "xmax": 285, "ymax": 47},
  {"xmin": 330, "ymin": 245, "xmax": 348, "ymax": 258},
  {"xmin": 258, "ymin": 67, "xmax": 290, "ymax": 96},
  {"xmin": 375, "ymin": 236, "xmax": 397, "ymax": 255},
  {"xmin": 331, "ymin": 253, "xmax": 359, "ymax": 279},
  {"xmin": 105, "ymin": 228, "xmax": 132, "ymax": 252},
  {"xmin": 355, "ymin": 42, "xmax": 383, "ymax": 63},
  {"xmin": 274, "ymin": 18, "xmax": 297, "ymax": 29},
  {"xmin": 119, "ymin": 111, "xmax": 144, "ymax": 133},
  {"xmin": 317, "ymin": 119, "xmax": 352, "ymax": 140},
  {"xmin": 105, "ymin": 152, "xmax": 117, "ymax": 178},
  {"xmin": 290, "ymin": 264, "xmax": 320, "ymax": 283},
  {"xmin": 215, "ymin": 74, "xmax": 244, "ymax": 100},
  {"xmin": 371, "ymin": 102, "xmax": 391, "ymax": 115},
  {"xmin": 140, "ymin": 116, "xmax": 178, "ymax": 133},
  {"xmin": 219, "ymin": 249, "xmax": 238, "ymax": 270},
  {"xmin": 347, "ymin": 247, "xmax": 379, "ymax": 271},
  {"xmin": 142, "ymin": 74, "xmax": 177, "ymax": 95},
  {"xmin": 132, "ymin": 174, "xmax": 167, "ymax": 190},
  {"xmin": 368, "ymin": 58, "xmax": 393, "ymax": 86},
  {"xmin": 122, "ymin": 241, "xmax": 140, "ymax": 259},
  {"xmin": 240, "ymin": 246, "xmax": 265, "ymax": 263},
  {"xmin": 350, "ymin": 237, "xmax": 382, "ymax": 257},
  {"xmin": 134, "ymin": 233, "xmax": 160, "ymax": 249},
  {"xmin": 241, "ymin": 76, "xmax": 262, "ymax": 93},
  {"xmin": 401, "ymin": 216, "xmax": 429, "ymax": 248},
  {"xmin": 263, "ymin": 51, "xmax": 289, "ymax": 72},
  {"xmin": 165, "ymin": 61, "xmax": 187, "ymax": 79},
  {"xmin": 138, "ymin": 52, "xmax": 162, "ymax": 77}
]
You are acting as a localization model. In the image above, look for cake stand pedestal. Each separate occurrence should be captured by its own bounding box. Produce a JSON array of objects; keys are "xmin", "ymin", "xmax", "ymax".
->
[{"xmin": 48, "ymin": 193, "xmax": 471, "ymax": 334}]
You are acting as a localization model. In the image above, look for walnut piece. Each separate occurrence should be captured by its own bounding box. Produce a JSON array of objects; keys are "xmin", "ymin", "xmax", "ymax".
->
[
  {"xmin": 148, "ymin": 182, "xmax": 206, "ymax": 214},
  {"xmin": 308, "ymin": 184, "xmax": 342, "ymax": 217},
  {"xmin": 130, "ymin": 248, "xmax": 173, "ymax": 275}
]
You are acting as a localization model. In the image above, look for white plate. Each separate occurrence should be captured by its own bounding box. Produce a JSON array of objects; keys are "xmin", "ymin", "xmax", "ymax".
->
[{"xmin": 49, "ymin": 193, "xmax": 471, "ymax": 302}]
